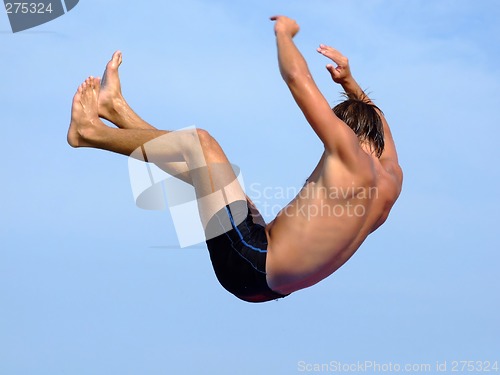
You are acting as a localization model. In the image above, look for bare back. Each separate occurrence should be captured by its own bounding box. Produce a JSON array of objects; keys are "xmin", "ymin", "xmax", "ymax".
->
[
  {"xmin": 265, "ymin": 150, "xmax": 401, "ymax": 294},
  {"xmin": 267, "ymin": 17, "xmax": 403, "ymax": 296}
]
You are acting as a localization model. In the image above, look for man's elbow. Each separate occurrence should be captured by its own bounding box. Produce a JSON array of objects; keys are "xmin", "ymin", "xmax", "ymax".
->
[{"xmin": 282, "ymin": 70, "xmax": 313, "ymax": 86}]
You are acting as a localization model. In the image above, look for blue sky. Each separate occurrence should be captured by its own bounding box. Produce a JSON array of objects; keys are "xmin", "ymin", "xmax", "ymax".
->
[{"xmin": 1, "ymin": 1, "xmax": 499, "ymax": 374}]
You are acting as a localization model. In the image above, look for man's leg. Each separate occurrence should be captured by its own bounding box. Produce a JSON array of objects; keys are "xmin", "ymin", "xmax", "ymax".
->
[
  {"xmin": 68, "ymin": 77, "xmax": 246, "ymax": 227},
  {"xmin": 95, "ymin": 51, "xmax": 265, "ymax": 226},
  {"xmin": 97, "ymin": 51, "xmax": 192, "ymax": 183}
]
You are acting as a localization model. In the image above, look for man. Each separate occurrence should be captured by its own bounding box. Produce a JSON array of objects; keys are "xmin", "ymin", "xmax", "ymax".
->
[{"xmin": 67, "ymin": 16, "xmax": 402, "ymax": 303}]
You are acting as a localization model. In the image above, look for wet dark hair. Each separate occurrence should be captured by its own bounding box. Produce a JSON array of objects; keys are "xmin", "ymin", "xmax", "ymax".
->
[{"xmin": 332, "ymin": 93, "xmax": 385, "ymax": 158}]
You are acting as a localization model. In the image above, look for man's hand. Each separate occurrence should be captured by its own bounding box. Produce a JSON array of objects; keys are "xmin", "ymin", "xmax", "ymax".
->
[
  {"xmin": 317, "ymin": 44, "xmax": 368, "ymax": 103},
  {"xmin": 317, "ymin": 44, "xmax": 352, "ymax": 85},
  {"xmin": 270, "ymin": 15, "xmax": 300, "ymax": 38}
]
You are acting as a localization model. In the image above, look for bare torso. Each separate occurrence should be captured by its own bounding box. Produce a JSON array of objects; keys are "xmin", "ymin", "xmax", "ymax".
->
[{"xmin": 265, "ymin": 149, "xmax": 400, "ymax": 295}]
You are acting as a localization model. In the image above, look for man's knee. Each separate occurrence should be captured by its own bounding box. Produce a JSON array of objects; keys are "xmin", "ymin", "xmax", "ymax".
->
[
  {"xmin": 196, "ymin": 128, "xmax": 216, "ymax": 147},
  {"xmin": 195, "ymin": 128, "xmax": 225, "ymax": 160},
  {"xmin": 178, "ymin": 128, "xmax": 212, "ymax": 153}
]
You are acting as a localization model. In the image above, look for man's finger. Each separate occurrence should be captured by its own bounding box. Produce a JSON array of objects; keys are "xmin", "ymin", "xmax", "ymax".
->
[
  {"xmin": 326, "ymin": 64, "xmax": 336, "ymax": 75},
  {"xmin": 318, "ymin": 47, "xmax": 346, "ymax": 67},
  {"xmin": 270, "ymin": 15, "xmax": 280, "ymax": 21},
  {"xmin": 326, "ymin": 64, "xmax": 342, "ymax": 80},
  {"xmin": 318, "ymin": 44, "xmax": 342, "ymax": 56}
]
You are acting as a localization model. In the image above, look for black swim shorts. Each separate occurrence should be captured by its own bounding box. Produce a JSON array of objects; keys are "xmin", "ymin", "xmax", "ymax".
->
[{"xmin": 205, "ymin": 200, "xmax": 289, "ymax": 303}]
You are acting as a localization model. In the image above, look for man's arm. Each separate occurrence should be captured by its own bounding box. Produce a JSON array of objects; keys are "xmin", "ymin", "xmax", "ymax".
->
[
  {"xmin": 317, "ymin": 45, "xmax": 403, "ymax": 186},
  {"xmin": 271, "ymin": 16, "xmax": 361, "ymax": 164}
]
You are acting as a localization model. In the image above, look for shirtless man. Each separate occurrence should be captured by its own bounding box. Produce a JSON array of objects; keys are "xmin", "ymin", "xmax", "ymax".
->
[{"xmin": 67, "ymin": 15, "xmax": 402, "ymax": 303}]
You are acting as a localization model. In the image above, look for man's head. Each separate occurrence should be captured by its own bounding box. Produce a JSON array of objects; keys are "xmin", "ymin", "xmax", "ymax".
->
[{"xmin": 332, "ymin": 94, "xmax": 385, "ymax": 158}]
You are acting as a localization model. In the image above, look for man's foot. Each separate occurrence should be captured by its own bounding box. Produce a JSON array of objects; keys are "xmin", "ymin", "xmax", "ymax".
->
[
  {"xmin": 98, "ymin": 51, "xmax": 127, "ymax": 125},
  {"xmin": 67, "ymin": 77, "xmax": 107, "ymax": 148},
  {"xmin": 98, "ymin": 50, "xmax": 155, "ymax": 130}
]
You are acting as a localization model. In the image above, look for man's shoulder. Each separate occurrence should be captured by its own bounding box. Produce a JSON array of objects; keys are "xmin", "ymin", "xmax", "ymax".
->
[
  {"xmin": 377, "ymin": 158, "xmax": 403, "ymax": 201},
  {"xmin": 324, "ymin": 146, "xmax": 375, "ymax": 176}
]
